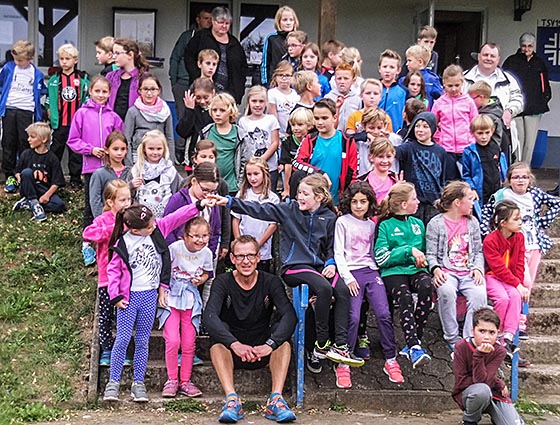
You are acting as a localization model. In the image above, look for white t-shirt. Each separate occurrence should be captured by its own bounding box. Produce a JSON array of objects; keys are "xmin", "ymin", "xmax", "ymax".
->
[
  {"xmin": 267, "ymin": 87, "xmax": 300, "ymax": 137},
  {"xmin": 123, "ymin": 232, "xmax": 161, "ymax": 292},
  {"xmin": 238, "ymin": 114, "xmax": 280, "ymax": 171},
  {"xmin": 231, "ymin": 188, "xmax": 280, "ymax": 260},
  {"xmin": 503, "ymin": 188, "xmax": 539, "ymax": 250},
  {"xmin": 6, "ymin": 64, "xmax": 35, "ymax": 111},
  {"xmin": 168, "ymin": 241, "xmax": 213, "ymax": 310}
]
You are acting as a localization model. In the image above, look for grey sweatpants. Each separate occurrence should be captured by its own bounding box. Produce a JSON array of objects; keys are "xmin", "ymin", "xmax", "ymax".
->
[{"xmin": 461, "ymin": 383, "xmax": 524, "ymax": 425}]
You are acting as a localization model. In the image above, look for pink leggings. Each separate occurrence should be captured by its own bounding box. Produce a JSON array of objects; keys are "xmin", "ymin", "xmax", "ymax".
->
[
  {"xmin": 163, "ymin": 307, "xmax": 196, "ymax": 382},
  {"xmin": 485, "ymin": 275, "xmax": 521, "ymax": 335}
]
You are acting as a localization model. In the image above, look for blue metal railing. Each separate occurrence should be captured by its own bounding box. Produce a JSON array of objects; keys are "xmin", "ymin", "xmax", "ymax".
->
[
  {"xmin": 511, "ymin": 301, "xmax": 529, "ymax": 402},
  {"xmin": 292, "ymin": 284, "xmax": 308, "ymax": 408}
]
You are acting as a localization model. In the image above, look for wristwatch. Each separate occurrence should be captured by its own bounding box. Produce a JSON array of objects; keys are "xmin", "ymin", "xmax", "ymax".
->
[{"xmin": 265, "ymin": 338, "xmax": 278, "ymax": 350}]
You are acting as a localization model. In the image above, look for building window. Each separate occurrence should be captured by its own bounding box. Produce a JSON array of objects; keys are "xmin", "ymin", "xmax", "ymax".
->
[
  {"xmin": 0, "ymin": 2, "xmax": 29, "ymax": 65},
  {"xmin": 38, "ymin": 0, "xmax": 78, "ymax": 66}
]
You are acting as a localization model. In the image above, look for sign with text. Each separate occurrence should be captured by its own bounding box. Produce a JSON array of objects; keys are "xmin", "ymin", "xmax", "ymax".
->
[{"xmin": 538, "ymin": 21, "xmax": 560, "ymax": 81}]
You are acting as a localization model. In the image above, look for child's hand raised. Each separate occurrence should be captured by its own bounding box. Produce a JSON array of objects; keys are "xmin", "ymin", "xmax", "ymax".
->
[
  {"xmin": 183, "ymin": 89, "xmax": 196, "ymax": 109},
  {"xmin": 207, "ymin": 194, "xmax": 229, "ymax": 206},
  {"xmin": 477, "ymin": 342, "xmax": 494, "ymax": 353},
  {"xmin": 200, "ymin": 197, "xmax": 217, "ymax": 208}
]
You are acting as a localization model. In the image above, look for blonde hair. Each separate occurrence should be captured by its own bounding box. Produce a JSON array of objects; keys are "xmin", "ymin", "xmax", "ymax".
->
[
  {"xmin": 299, "ymin": 174, "xmax": 335, "ymax": 212},
  {"xmin": 470, "ymin": 114, "xmax": 495, "ymax": 133},
  {"xmin": 361, "ymin": 107, "xmax": 387, "ymax": 126},
  {"xmin": 379, "ymin": 182, "xmax": 415, "ymax": 218},
  {"xmin": 434, "ymin": 181, "xmax": 472, "ymax": 214},
  {"xmin": 57, "ymin": 43, "xmax": 79, "ymax": 58},
  {"xmin": 360, "ymin": 78, "xmax": 382, "ymax": 95},
  {"xmin": 95, "ymin": 36, "xmax": 114, "ymax": 53},
  {"xmin": 239, "ymin": 157, "xmax": 272, "ymax": 199},
  {"xmin": 26, "ymin": 122, "xmax": 51, "ymax": 142},
  {"xmin": 406, "ymin": 45, "xmax": 430, "ymax": 66},
  {"xmin": 198, "ymin": 49, "xmax": 219, "ymax": 62},
  {"xmin": 12, "ymin": 40, "xmax": 34, "ymax": 60},
  {"xmin": 468, "ymin": 81, "xmax": 492, "ymax": 98},
  {"xmin": 132, "ymin": 130, "xmax": 170, "ymax": 175},
  {"xmin": 244, "ymin": 85, "xmax": 268, "ymax": 115},
  {"xmin": 103, "ymin": 179, "xmax": 130, "ymax": 212},
  {"xmin": 289, "ymin": 107, "xmax": 314, "ymax": 127},
  {"xmin": 274, "ymin": 6, "xmax": 299, "ymax": 31},
  {"xmin": 340, "ymin": 47, "xmax": 362, "ymax": 77},
  {"xmin": 505, "ymin": 162, "xmax": 536, "ymax": 187},
  {"xmin": 368, "ymin": 137, "xmax": 395, "ymax": 157},
  {"xmin": 209, "ymin": 93, "xmax": 239, "ymax": 123},
  {"xmin": 271, "ymin": 60, "xmax": 294, "ymax": 88},
  {"xmin": 293, "ymin": 70, "xmax": 317, "ymax": 94},
  {"xmin": 442, "ymin": 64, "xmax": 464, "ymax": 81}
]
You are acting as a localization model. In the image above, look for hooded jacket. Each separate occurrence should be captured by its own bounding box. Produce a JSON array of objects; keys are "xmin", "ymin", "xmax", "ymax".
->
[
  {"xmin": 502, "ymin": 49, "xmax": 551, "ymax": 116},
  {"xmin": 227, "ymin": 197, "xmax": 337, "ymax": 274},
  {"xmin": 432, "ymin": 93, "xmax": 478, "ymax": 153},
  {"xmin": 380, "ymin": 81, "xmax": 407, "ymax": 131},
  {"xmin": 67, "ymin": 100, "xmax": 124, "ymax": 174},
  {"xmin": 397, "ymin": 112, "xmax": 447, "ymax": 204},
  {"xmin": 106, "ymin": 67, "xmax": 141, "ymax": 111}
]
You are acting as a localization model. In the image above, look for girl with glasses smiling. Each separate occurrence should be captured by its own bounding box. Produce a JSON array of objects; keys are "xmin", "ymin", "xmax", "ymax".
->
[
  {"xmin": 124, "ymin": 73, "xmax": 175, "ymax": 163},
  {"xmin": 481, "ymin": 161, "xmax": 560, "ymax": 339},
  {"xmin": 267, "ymin": 61, "xmax": 300, "ymax": 138}
]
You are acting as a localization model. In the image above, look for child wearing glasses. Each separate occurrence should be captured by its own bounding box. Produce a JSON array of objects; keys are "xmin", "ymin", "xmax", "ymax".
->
[
  {"xmin": 481, "ymin": 162, "xmax": 560, "ymax": 341},
  {"xmin": 124, "ymin": 73, "xmax": 175, "ymax": 163},
  {"xmin": 267, "ymin": 61, "xmax": 300, "ymax": 138}
]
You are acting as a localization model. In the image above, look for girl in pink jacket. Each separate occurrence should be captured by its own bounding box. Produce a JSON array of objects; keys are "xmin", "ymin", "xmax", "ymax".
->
[
  {"xmin": 102, "ymin": 198, "xmax": 213, "ymax": 402},
  {"xmin": 68, "ymin": 75, "xmax": 124, "ymax": 266},
  {"xmin": 431, "ymin": 65, "xmax": 478, "ymax": 180},
  {"xmin": 82, "ymin": 179, "xmax": 131, "ymax": 367}
]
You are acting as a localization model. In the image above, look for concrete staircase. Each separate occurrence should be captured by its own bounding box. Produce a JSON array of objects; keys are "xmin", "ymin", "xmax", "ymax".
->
[{"xmin": 96, "ymin": 221, "xmax": 560, "ymax": 410}]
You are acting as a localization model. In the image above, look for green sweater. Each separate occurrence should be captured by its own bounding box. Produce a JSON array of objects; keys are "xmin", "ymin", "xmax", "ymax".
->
[{"xmin": 374, "ymin": 214, "xmax": 427, "ymax": 277}]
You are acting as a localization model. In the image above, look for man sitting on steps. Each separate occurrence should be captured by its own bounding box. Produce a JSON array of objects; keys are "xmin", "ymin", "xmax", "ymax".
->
[{"xmin": 203, "ymin": 235, "xmax": 298, "ymax": 423}]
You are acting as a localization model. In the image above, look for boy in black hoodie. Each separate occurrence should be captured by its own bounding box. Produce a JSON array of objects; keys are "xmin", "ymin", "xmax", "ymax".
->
[{"xmin": 396, "ymin": 111, "xmax": 448, "ymax": 225}]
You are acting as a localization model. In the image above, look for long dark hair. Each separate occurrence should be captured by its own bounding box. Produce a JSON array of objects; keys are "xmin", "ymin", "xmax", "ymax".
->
[{"xmin": 338, "ymin": 181, "xmax": 379, "ymax": 219}]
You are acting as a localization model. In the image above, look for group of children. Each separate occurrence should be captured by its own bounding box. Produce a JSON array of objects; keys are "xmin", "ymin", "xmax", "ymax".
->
[{"xmin": 1, "ymin": 8, "xmax": 556, "ymax": 424}]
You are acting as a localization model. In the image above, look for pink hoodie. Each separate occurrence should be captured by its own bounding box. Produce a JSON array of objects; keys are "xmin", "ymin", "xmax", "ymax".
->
[
  {"xmin": 83, "ymin": 210, "xmax": 116, "ymax": 287},
  {"xmin": 432, "ymin": 93, "xmax": 478, "ymax": 154}
]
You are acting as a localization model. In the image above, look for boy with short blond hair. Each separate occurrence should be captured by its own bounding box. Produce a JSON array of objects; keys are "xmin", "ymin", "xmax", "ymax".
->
[
  {"xmin": 399, "ymin": 45, "xmax": 443, "ymax": 107},
  {"xmin": 95, "ymin": 36, "xmax": 117, "ymax": 75},
  {"xmin": 0, "ymin": 40, "xmax": 46, "ymax": 193},
  {"xmin": 325, "ymin": 62, "xmax": 361, "ymax": 131},
  {"xmin": 47, "ymin": 43, "xmax": 89, "ymax": 189},
  {"xmin": 378, "ymin": 49, "xmax": 407, "ymax": 132},
  {"xmin": 197, "ymin": 49, "xmax": 219, "ymax": 79},
  {"xmin": 321, "ymin": 39, "xmax": 345, "ymax": 82},
  {"xmin": 468, "ymin": 81, "xmax": 507, "ymax": 154},
  {"xmin": 13, "ymin": 122, "xmax": 66, "ymax": 221}
]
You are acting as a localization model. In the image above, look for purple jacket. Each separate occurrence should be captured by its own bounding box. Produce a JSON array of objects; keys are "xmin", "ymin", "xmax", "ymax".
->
[
  {"xmin": 107, "ymin": 203, "xmax": 201, "ymax": 304},
  {"xmin": 106, "ymin": 67, "xmax": 141, "ymax": 110},
  {"xmin": 67, "ymin": 100, "xmax": 124, "ymax": 174},
  {"xmin": 163, "ymin": 187, "xmax": 221, "ymax": 254}
]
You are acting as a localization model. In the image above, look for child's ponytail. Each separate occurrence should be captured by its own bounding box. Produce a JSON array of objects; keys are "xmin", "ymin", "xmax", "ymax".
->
[
  {"xmin": 109, "ymin": 209, "xmax": 127, "ymax": 258},
  {"xmin": 379, "ymin": 182, "xmax": 415, "ymax": 219},
  {"xmin": 489, "ymin": 200, "xmax": 519, "ymax": 231}
]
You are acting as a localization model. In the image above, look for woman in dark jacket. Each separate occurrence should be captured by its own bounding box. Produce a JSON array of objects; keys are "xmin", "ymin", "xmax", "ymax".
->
[
  {"xmin": 184, "ymin": 7, "xmax": 248, "ymax": 104},
  {"xmin": 503, "ymin": 32, "xmax": 552, "ymax": 163}
]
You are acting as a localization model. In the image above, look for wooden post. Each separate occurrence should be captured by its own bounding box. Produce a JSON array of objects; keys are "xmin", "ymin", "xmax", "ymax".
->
[{"xmin": 318, "ymin": 0, "xmax": 337, "ymax": 46}]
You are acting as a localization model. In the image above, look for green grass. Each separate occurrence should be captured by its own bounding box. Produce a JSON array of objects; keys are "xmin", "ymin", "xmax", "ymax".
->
[{"xmin": 0, "ymin": 190, "xmax": 97, "ymax": 424}]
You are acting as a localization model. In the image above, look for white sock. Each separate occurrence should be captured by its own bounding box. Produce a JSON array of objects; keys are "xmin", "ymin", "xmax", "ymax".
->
[{"xmin": 83, "ymin": 242, "xmax": 91, "ymax": 249}]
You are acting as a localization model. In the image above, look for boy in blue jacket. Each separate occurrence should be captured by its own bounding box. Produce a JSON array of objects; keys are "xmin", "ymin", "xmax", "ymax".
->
[
  {"xmin": 0, "ymin": 40, "xmax": 46, "ymax": 193},
  {"xmin": 399, "ymin": 45, "xmax": 443, "ymax": 108}
]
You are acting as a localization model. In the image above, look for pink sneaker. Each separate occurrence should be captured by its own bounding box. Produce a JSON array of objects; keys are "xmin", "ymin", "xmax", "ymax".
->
[
  {"xmin": 162, "ymin": 380, "xmax": 178, "ymax": 398},
  {"xmin": 179, "ymin": 381, "xmax": 202, "ymax": 397},
  {"xmin": 334, "ymin": 364, "xmax": 352, "ymax": 389},
  {"xmin": 383, "ymin": 360, "xmax": 404, "ymax": 383}
]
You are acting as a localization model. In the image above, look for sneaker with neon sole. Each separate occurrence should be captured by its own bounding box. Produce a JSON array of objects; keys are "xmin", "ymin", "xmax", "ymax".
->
[
  {"xmin": 4, "ymin": 176, "xmax": 18, "ymax": 193},
  {"xmin": 219, "ymin": 395, "xmax": 244, "ymax": 423},
  {"xmin": 99, "ymin": 350, "xmax": 111, "ymax": 367},
  {"xmin": 355, "ymin": 335, "xmax": 371, "ymax": 360},
  {"xmin": 326, "ymin": 344, "xmax": 364, "ymax": 367},
  {"xmin": 265, "ymin": 393, "xmax": 296, "ymax": 422}
]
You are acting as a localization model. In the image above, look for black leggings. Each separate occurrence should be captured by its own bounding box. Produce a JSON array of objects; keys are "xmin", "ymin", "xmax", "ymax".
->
[
  {"xmin": 383, "ymin": 272, "xmax": 433, "ymax": 347},
  {"xmin": 98, "ymin": 287, "xmax": 115, "ymax": 351},
  {"xmin": 283, "ymin": 265, "xmax": 350, "ymax": 347}
]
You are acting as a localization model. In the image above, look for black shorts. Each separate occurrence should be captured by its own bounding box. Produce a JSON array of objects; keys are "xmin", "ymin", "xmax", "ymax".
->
[{"xmin": 232, "ymin": 349, "xmax": 271, "ymax": 370}]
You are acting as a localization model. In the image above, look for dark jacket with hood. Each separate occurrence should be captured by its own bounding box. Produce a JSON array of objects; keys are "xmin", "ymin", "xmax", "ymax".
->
[
  {"xmin": 396, "ymin": 111, "xmax": 447, "ymax": 204},
  {"xmin": 502, "ymin": 49, "xmax": 551, "ymax": 116}
]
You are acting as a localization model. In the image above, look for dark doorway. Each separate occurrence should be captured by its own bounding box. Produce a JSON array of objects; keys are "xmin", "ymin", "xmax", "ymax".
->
[{"xmin": 434, "ymin": 11, "xmax": 482, "ymax": 73}]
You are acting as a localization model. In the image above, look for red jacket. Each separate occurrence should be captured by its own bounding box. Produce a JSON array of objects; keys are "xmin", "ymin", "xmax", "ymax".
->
[
  {"xmin": 483, "ymin": 230, "xmax": 525, "ymax": 287},
  {"xmin": 292, "ymin": 130, "xmax": 358, "ymax": 198}
]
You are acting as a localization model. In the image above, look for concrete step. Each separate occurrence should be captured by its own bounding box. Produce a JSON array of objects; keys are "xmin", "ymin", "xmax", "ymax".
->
[
  {"xmin": 547, "ymin": 219, "xmax": 560, "ymax": 238},
  {"xmin": 536, "ymin": 259, "xmax": 560, "ymax": 283},
  {"xmin": 520, "ymin": 335, "xmax": 560, "ymax": 364},
  {"xmin": 528, "ymin": 307, "xmax": 560, "ymax": 334},
  {"xmin": 518, "ymin": 363, "xmax": 560, "ymax": 395},
  {"xmin": 544, "ymin": 238, "xmax": 560, "ymax": 259},
  {"xmin": 98, "ymin": 360, "xmax": 287, "ymax": 396},
  {"xmin": 531, "ymin": 282, "xmax": 560, "ymax": 308}
]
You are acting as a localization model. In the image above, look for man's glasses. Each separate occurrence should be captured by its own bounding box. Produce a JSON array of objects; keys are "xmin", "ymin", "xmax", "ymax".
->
[{"xmin": 232, "ymin": 253, "xmax": 258, "ymax": 262}]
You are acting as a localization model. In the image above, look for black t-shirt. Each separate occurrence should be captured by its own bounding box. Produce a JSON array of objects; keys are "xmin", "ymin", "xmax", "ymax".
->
[
  {"xmin": 15, "ymin": 149, "xmax": 66, "ymax": 188},
  {"xmin": 280, "ymin": 134, "xmax": 301, "ymax": 165},
  {"xmin": 114, "ymin": 77, "xmax": 132, "ymax": 121},
  {"xmin": 203, "ymin": 271, "xmax": 296, "ymax": 348},
  {"xmin": 476, "ymin": 142, "xmax": 502, "ymax": 204}
]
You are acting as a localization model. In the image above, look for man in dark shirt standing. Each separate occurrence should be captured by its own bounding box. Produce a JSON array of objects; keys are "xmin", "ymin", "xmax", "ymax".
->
[{"xmin": 204, "ymin": 235, "xmax": 297, "ymax": 424}]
